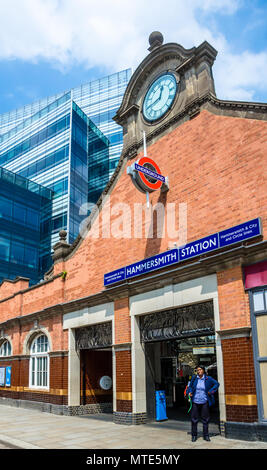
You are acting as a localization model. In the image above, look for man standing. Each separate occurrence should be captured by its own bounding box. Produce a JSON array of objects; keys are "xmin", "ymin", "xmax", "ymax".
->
[{"xmin": 187, "ymin": 365, "xmax": 219, "ymax": 442}]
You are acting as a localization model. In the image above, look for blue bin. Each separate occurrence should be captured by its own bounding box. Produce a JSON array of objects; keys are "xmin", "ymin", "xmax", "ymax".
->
[{"xmin": 155, "ymin": 390, "xmax": 168, "ymax": 421}]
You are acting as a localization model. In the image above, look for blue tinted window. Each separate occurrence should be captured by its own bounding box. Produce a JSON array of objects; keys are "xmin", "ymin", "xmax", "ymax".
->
[
  {"xmin": 52, "ymin": 214, "xmax": 67, "ymax": 232},
  {"xmin": 26, "ymin": 209, "xmax": 39, "ymax": 228},
  {"xmin": 0, "ymin": 195, "xmax": 12, "ymax": 219},
  {"xmin": 52, "ymin": 178, "xmax": 68, "ymax": 197},
  {"xmin": 0, "ymin": 115, "xmax": 70, "ymax": 166},
  {"xmin": 13, "ymin": 202, "xmax": 27, "ymax": 224},
  {"xmin": 24, "ymin": 247, "xmax": 38, "ymax": 267},
  {"xmin": 45, "ymin": 153, "xmax": 55, "ymax": 169},
  {"xmin": 0, "ymin": 237, "xmax": 10, "ymax": 261},
  {"xmin": 36, "ymin": 158, "xmax": 46, "ymax": 173},
  {"xmin": 10, "ymin": 241, "xmax": 24, "ymax": 264},
  {"xmin": 109, "ymin": 132, "xmax": 122, "ymax": 144}
]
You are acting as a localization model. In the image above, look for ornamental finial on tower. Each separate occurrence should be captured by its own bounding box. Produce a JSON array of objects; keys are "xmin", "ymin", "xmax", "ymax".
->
[{"xmin": 148, "ymin": 31, "xmax": 164, "ymax": 51}]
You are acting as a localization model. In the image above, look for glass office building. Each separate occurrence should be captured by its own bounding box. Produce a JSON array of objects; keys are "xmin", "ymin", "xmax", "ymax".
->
[
  {"xmin": 0, "ymin": 95, "xmax": 109, "ymax": 253},
  {"xmin": 0, "ymin": 166, "xmax": 53, "ymax": 285},
  {"xmin": 0, "ymin": 69, "xmax": 131, "ymax": 176},
  {"xmin": 0, "ymin": 69, "xmax": 131, "ymax": 283}
]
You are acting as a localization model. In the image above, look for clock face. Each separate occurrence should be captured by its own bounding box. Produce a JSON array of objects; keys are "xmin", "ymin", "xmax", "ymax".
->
[{"xmin": 143, "ymin": 73, "xmax": 177, "ymax": 122}]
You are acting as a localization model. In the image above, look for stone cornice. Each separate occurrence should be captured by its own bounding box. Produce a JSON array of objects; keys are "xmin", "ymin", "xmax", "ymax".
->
[{"xmin": 216, "ymin": 327, "xmax": 252, "ymax": 340}]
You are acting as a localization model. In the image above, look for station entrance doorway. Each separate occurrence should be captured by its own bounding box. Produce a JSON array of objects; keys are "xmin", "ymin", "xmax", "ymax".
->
[
  {"xmin": 140, "ymin": 301, "xmax": 220, "ymax": 426},
  {"xmin": 75, "ymin": 322, "xmax": 113, "ymax": 413}
]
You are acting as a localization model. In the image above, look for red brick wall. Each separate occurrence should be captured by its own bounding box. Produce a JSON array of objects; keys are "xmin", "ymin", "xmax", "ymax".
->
[
  {"xmin": 50, "ymin": 355, "xmax": 68, "ymax": 392},
  {"xmin": 221, "ymin": 337, "xmax": 258, "ymax": 422},
  {"xmin": 225, "ymin": 405, "xmax": 258, "ymax": 423},
  {"xmin": 222, "ymin": 337, "xmax": 256, "ymax": 395},
  {"xmin": 217, "ymin": 266, "xmax": 251, "ymax": 330},
  {"xmin": 114, "ymin": 298, "xmax": 132, "ymax": 412},
  {"xmin": 0, "ymin": 315, "xmax": 68, "ymax": 406},
  {"xmin": 116, "ymin": 350, "xmax": 132, "ymax": 412},
  {"xmin": 0, "ymin": 355, "xmax": 68, "ymax": 405},
  {"xmin": 114, "ymin": 298, "xmax": 131, "ymax": 345},
  {"xmin": 0, "ymin": 279, "xmax": 29, "ymax": 299},
  {"xmin": 0, "ymin": 110, "xmax": 266, "ymax": 419},
  {"xmin": 217, "ymin": 265, "xmax": 258, "ymax": 422}
]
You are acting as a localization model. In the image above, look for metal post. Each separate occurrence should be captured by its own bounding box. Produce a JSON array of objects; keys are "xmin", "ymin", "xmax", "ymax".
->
[
  {"xmin": 143, "ymin": 130, "xmax": 147, "ymax": 157},
  {"xmin": 146, "ymin": 191, "xmax": 150, "ymax": 208},
  {"xmin": 143, "ymin": 131, "xmax": 150, "ymax": 208}
]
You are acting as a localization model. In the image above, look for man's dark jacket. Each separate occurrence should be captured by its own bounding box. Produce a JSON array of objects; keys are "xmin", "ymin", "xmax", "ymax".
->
[{"xmin": 186, "ymin": 374, "xmax": 219, "ymax": 406}]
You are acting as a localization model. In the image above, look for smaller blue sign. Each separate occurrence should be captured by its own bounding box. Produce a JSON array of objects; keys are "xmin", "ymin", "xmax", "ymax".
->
[
  {"xmin": 179, "ymin": 234, "xmax": 219, "ymax": 261},
  {"xmin": 5, "ymin": 366, "xmax": 11, "ymax": 387},
  {"xmin": 0, "ymin": 367, "xmax": 5, "ymax": 387},
  {"xmin": 134, "ymin": 163, "xmax": 166, "ymax": 183},
  {"xmin": 104, "ymin": 268, "xmax": 125, "ymax": 286},
  {"xmin": 219, "ymin": 218, "xmax": 261, "ymax": 248}
]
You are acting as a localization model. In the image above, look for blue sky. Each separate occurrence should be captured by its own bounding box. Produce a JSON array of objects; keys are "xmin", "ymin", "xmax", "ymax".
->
[{"xmin": 0, "ymin": 0, "xmax": 266, "ymax": 114}]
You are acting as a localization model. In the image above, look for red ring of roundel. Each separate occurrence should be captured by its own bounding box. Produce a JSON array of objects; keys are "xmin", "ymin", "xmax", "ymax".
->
[{"xmin": 138, "ymin": 156, "xmax": 163, "ymax": 190}]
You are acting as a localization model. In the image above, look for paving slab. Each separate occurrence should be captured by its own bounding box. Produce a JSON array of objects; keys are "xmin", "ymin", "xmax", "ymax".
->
[{"xmin": 0, "ymin": 405, "xmax": 266, "ymax": 450}]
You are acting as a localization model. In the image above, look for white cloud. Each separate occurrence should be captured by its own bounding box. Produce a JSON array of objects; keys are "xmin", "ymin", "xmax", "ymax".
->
[
  {"xmin": 214, "ymin": 50, "xmax": 267, "ymax": 101},
  {"xmin": 198, "ymin": 0, "xmax": 241, "ymax": 14},
  {"xmin": 0, "ymin": 0, "xmax": 266, "ymax": 102}
]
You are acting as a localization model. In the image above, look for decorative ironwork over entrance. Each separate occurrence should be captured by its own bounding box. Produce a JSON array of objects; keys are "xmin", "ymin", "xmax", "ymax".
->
[
  {"xmin": 139, "ymin": 301, "xmax": 214, "ymax": 343},
  {"xmin": 75, "ymin": 322, "xmax": 112, "ymax": 350}
]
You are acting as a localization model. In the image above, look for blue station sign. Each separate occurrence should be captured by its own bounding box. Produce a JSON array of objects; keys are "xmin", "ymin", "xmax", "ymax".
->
[{"xmin": 104, "ymin": 218, "xmax": 261, "ymax": 287}]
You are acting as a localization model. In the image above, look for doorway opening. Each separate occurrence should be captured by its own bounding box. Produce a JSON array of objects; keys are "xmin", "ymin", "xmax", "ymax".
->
[
  {"xmin": 75, "ymin": 322, "xmax": 113, "ymax": 415},
  {"xmin": 80, "ymin": 348, "xmax": 113, "ymax": 413},
  {"xmin": 145, "ymin": 337, "xmax": 219, "ymax": 423},
  {"xmin": 140, "ymin": 301, "xmax": 220, "ymax": 430}
]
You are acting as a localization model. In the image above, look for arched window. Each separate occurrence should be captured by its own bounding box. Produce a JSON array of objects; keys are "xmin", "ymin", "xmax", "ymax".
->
[
  {"xmin": 29, "ymin": 334, "xmax": 49, "ymax": 389},
  {"xmin": 0, "ymin": 340, "xmax": 11, "ymax": 357}
]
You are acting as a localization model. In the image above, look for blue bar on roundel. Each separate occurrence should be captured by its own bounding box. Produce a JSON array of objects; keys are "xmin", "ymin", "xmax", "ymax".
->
[
  {"xmin": 219, "ymin": 218, "xmax": 261, "ymax": 248},
  {"xmin": 134, "ymin": 163, "xmax": 165, "ymax": 183}
]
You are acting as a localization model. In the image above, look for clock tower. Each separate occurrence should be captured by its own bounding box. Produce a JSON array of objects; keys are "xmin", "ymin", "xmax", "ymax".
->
[{"xmin": 114, "ymin": 32, "xmax": 217, "ymax": 160}]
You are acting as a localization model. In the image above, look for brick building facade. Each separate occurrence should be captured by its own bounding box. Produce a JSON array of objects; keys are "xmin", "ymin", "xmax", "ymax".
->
[{"xmin": 0, "ymin": 34, "xmax": 267, "ymax": 441}]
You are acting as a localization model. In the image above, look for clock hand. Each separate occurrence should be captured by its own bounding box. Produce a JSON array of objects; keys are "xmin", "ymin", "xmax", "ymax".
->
[
  {"xmin": 146, "ymin": 85, "xmax": 165, "ymax": 110},
  {"xmin": 146, "ymin": 98, "xmax": 160, "ymax": 110}
]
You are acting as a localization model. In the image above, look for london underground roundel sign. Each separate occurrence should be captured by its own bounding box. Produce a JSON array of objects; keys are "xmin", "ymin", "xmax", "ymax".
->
[{"xmin": 127, "ymin": 156, "xmax": 168, "ymax": 194}]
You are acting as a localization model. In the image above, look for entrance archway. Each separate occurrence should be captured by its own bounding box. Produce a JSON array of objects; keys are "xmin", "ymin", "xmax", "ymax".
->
[
  {"xmin": 140, "ymin": 301, "xmax": 220, "ymax": 432},
  {"xmin": 75, "ymin": 322, "xmax": 113, "ymax": 414}
]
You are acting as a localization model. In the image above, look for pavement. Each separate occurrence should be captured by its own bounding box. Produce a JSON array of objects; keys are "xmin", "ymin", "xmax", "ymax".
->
[{"xmin": 0, "ymin": 405, "xmax": 267, "ymax": 450}]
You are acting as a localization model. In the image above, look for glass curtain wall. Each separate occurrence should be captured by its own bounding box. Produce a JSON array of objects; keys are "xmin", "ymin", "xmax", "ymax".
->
[
  {"xmin": 88, "ymin": 119, "xmax": 109, "ymax": 205},
  {"xmin": 0, "ymin": 93, "xmax": 72, "ymax": 252},
  {"xmin": 72, "ymin": 69, "xmax": 131, "ymax": 177},
  {"xmin": 69, "ymin": 102, "xmax": 89, "ymax": 244},
  {"xmin": 0, "ymin": 69, "xmax": 131, "ymax": 283},
  {"xmin": 70, "ymin": 102, "xmax": 109, "ymax": 244},
  {"xmin": 0, "ymin": 69, "xmax": 131, "ymax": 178},
  {"xmin": 0, "ymin": 167, "xmax": 52, "ymax": 284}
]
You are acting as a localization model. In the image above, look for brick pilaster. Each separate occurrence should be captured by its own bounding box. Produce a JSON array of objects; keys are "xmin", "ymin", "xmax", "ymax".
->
[
  {"xmin": 114, "ymin": 298, "xmax": 132, "ymax": 416},
  {"xmin": 217, "ymin": 266, "xmax": 258, "ymax": 423}
]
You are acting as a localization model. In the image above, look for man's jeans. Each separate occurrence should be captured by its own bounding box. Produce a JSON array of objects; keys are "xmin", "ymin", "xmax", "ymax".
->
[{"xmin": 191, "ymin": 401, "xmax": 210, "ymax": 437}]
